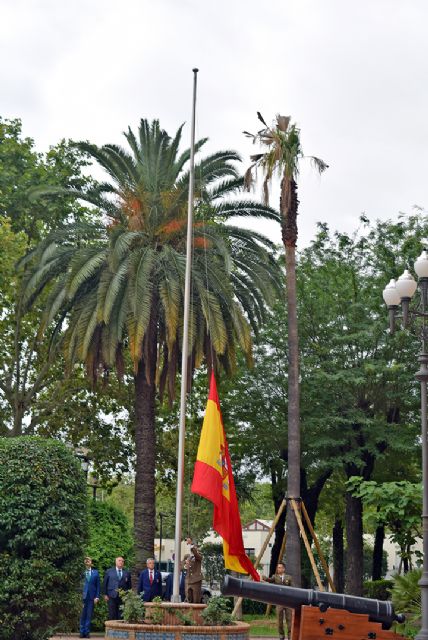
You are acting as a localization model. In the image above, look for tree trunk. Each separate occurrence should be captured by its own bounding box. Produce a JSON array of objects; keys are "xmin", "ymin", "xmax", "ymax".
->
[
  {"xmin": 345, "ymin": 491, "xmax": 364, "ymax": 595},
  {"xmin": 284, "ymin": 243, "xmax": 301, "ymax": 587},
  {"xmin": 301, "ymin": 468, "xmax": 332, "ymax": 543},
  {"xmin": 403, "ymin": 555, "xmax": 409, "ymax": 573},
  {"xmin": 333, "ymin": 519, "xmax": 345, "ymax": 593},
  {"xmin": 12, "ymin": 401, "xmax": 24, "ymax": 436},
  {"xmin": 134, "ymin": 360, "xmax": 157, "ymax": 575},
  {"xmin": 270, "ymin": 502, "xmax": 287, "ymax": 575},
  {"xmin": 281, "ymin": 177, "xmax": 301, "ymax": 587},
  {"xmin": 372, "ymin": 525, "xmax": 385, "ymax": 580},
  {"xmin": 281, "ymin": 176, "xmax": 301, "ymax": 588}
]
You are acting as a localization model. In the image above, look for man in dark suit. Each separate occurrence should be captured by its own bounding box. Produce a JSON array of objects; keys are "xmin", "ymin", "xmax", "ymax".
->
[
  {"xmin": 138, "ymin": 557, "xmax": 162, "ymax": 601},
  {"xmin": 79, "ymin": 556, "xmax": 100, "ymax": 638},
  {"xmin": 103, "ymin": 556, "xmax": 132, "ymax": 620}
]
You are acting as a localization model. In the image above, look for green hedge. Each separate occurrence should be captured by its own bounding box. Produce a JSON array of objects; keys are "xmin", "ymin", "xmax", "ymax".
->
[
  {"xmin": 242, "ymin": 598, "xmax": 268, "ymax": 615},
  {"xmin": 86, "ymin": 501, "xmax": 134, "ymax": 631},
  {"xmin": 363, "ymin": 579, "xmax": 394, "ymax": 601},
  {"xmin": 0, "ymin": 437, "xmax": 88, "ymax": 640}
]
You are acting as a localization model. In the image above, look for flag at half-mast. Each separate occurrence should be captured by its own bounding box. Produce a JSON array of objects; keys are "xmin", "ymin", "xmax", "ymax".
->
[{"xmin": 191, "ymin": 372, "xmax": 260, "ymax": 581}]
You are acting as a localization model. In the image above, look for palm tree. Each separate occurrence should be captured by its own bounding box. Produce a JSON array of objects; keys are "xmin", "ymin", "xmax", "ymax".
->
[
  {"xmin": 244, "ymin": 113, "xmax": 327, "ymax": 586},
  {"xmin": 22, "ymin": 119, "xmax": 282, "ymax": 571}
]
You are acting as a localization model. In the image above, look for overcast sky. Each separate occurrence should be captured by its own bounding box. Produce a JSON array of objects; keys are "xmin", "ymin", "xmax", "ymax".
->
[{"xmin": 1, "ymin": 0, "xmax": 427, "ymax": 246}]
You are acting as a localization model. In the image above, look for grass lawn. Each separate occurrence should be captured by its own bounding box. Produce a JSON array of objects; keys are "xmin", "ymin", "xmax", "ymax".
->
[{"xmin": 243, "ymin": 614, "xmax": 278, "ymax": 637}]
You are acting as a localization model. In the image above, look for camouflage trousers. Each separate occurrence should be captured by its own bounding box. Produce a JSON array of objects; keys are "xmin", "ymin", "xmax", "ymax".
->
[
  {"xmin": 277, "ymin": 606, "xmax": 292, "ymax": 640},
  {"xmin": 186, "ymin": 581, "xmax": 201, "ymax": 603}
]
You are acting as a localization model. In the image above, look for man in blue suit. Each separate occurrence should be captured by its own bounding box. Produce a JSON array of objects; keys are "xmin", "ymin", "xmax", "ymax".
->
[
  {"xmin": 79, "ymin": 556, "xmax": 100, "ymax": 639},
  {"xmin": 103, "ymin": 556, "xmax": 132, "ymax": 620},
  {"xmin": 138, "ymin": 557, "xmax": 162, "ymax": 601}
]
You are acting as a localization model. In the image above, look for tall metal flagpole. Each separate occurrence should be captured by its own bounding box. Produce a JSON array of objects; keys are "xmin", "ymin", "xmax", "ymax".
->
[{"xmin": 171, "ymin": 68, "xmax": 199, "ymax": 602}]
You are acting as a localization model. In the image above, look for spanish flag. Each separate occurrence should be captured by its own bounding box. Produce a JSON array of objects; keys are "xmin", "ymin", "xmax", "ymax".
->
[{"xmin": 191, "ymin": 372, "xmax": 260, "ymax": 581}]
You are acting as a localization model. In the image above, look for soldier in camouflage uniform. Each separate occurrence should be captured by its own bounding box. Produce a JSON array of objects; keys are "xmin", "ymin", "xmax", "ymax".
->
[
  {"xmin": 264, "ymin": 562, "xmax": 292, "ymax": 640},
  {"xmin": 184, "ymin": 537, "xmax": 203, "ymax": 603}
]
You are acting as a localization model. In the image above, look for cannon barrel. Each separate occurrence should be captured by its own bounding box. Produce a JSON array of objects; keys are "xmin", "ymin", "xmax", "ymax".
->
[{"xmin": 222, "ymin": 575, "xmax": 405, "ymax": 629}]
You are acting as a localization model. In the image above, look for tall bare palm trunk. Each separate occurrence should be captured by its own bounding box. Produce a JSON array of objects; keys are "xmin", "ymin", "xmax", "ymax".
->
[{"xmin": 281, "ymin": 177, "xmax": 301, "ymax": 586}]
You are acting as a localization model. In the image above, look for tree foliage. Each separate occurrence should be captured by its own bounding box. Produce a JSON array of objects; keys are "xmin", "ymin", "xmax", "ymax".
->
[
  {"xmin": 0, "ymin": 118, "xmax": 98, "ymax": 436},
  {"xmin": 348, "ymin": 476, "xmax": 422, "ymax": 572},
  {"xmin": 212, "ymin": 212, "xmax": 426, "ymax": 591}
]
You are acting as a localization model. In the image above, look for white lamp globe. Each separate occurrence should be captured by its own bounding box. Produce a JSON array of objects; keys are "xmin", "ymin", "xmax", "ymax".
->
[
  {"xmin": 395, "ymin": 270, "xmax": 417, "ymax": 299},
  {"xmin": 415, "ymin": 250, "xmax": 428, "ymax": 279},
  {"xmin": 382, "ymin": 279, "xmax": 400, "ymax": 306}
]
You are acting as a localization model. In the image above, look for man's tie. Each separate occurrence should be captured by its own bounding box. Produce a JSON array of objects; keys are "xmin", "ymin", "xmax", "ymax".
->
[
  {"xmin": 149, "ymin": 570, "xmax": 153, "ymax": 585},
  {"xmin": 118, "ymin": 569, "xmax": 122, "ymax": 580},
  {"xmin": 86, "ymin": 570, "xmax": 90, "ymax": 582}
]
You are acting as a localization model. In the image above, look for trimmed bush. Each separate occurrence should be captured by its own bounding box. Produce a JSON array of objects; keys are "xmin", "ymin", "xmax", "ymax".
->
[
  {"xmin": 0, "ymin": 437, "xmax": 88, "ymax": 640},
  {"xmin": 87, "ymin": 500, "xmax": 134, "ymax": 570},
  {"xmin": 242, "ymin": 598, "xmax": 268, "ymax": 615},
  {"xmin": 86, "ymin": 500, "xmax": 134, "ymax": 631},
  {"xmin": 363, "ymin": 579, "xmax": 394, "ymax": 601}
]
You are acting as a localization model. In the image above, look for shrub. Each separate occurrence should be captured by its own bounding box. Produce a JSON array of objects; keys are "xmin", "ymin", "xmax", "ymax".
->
[
  {"xmin": 0, "ymin": 437, "xmax": 88, "ymax": 640},
  {"xmin": 119, "ymin": 589, "xmax": 145, "ymax": 623},
  {"xmin": 242, "ymin": 598, "xmax": 268, "ymax": 615},
  {"xmin": 363, "ymin": 579, "xmax": 394, "ymax": 601},
  {"xmin": 86, "ymin": 500, "xmax": 134, "ymax": 631},
  {"xmin": 201, "ymin": 595, "xmax": 233, "ymax": 626},
  {"xmin": 391, "ymin": 569, "xmax": 422, "ymax": 639},
  {"xmin": 86, "ymin": 500, "xmax": 134, "ymax": 571}
]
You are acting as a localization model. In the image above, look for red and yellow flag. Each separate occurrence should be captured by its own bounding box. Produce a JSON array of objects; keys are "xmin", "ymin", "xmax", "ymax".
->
[{"xmin": 191, "ymin": 372, "xmax": 260, "ymax": 581}]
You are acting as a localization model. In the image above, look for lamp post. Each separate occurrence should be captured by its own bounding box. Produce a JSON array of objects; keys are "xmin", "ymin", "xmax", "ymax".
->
[
  {"xmin": 159, "ymin": 512, "xmax": 166, "ymax": 571},
  {"xmin": 383, "ymin": 245, "xmax": 428, "ymax": 640}
]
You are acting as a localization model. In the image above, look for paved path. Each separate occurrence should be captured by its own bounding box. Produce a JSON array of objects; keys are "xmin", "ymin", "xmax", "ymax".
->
[
  {"xmin": 50, "ymin": 636, "xmax": 274, "ymax": 639},
  {"xmin": 50, "ymin": 635, "xmax": 104, "ymax": 639}
]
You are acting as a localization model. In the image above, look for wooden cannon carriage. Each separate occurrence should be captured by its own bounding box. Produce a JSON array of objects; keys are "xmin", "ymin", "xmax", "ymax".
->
[{"xmin": 222, "ymin": 575, "xmax": 407, "ymax": 640}]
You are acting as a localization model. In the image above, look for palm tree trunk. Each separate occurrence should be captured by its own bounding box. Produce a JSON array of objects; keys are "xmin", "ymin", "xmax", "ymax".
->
[
  {"xmin": 281, "ymin": 176, "xmax": 301, "ymax": 587},
  {"xmin": 133, "ymin": 300, "xmax": 158, "ymax": 576},
  {"xmin": 134, "ymin": 361, "xmax": 156, "ymax": 575}
]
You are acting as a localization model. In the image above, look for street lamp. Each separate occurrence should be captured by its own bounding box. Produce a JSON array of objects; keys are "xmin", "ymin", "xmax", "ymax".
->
[
  {"xmin": 74, "ymin": 447, "xmax": 90, "ymax": 480},
  {"xmin": 383, "ymin": 245, "xmax": 428, "ymax": 640},
  {"xmin": 74, "ymin": 447, "xmax": 101, "ymax": 501}
]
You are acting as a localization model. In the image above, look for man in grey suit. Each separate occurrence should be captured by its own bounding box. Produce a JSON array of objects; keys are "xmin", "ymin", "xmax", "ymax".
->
[{"xmin": 103, "ymin": 556, "xmax": 132, "ymax": 620}]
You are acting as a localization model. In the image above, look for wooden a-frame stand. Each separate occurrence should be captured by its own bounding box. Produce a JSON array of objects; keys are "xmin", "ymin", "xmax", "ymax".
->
[{"xmin": 232, "ymin": 498, "xmax": 335, "ymax": 617}]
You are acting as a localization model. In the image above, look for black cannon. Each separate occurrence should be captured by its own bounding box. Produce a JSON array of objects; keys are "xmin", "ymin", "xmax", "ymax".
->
[{"xmin": 222, "ymin": 575, "xmax": 405, "ymax": 629}]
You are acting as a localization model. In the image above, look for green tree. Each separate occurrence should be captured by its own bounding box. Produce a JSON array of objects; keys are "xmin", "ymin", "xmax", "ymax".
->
[
  {"xmin": 23, "ymin": 118, "xmax": 282, "ymax": 571},
  {"xmin": 0, "ymin": 118, "xmax": 96, "ymax": 435},
  {"xmin": 0, "ymin": 437, "xmax": 87, "ymax": 640},
  {"xmin": 243, "ymin": 114, "xmax": 327, "ymax": 586},
  {"xmin": 215, "ymin": 213, "xmax": 426, "ymax": 593},
  {"xmin": 348, "ymin": 477, "xmax": 422, "ymax": 573},
  {"xmin": 0, "ymin": 117, "xmax": 90, "ymax": 241}
]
